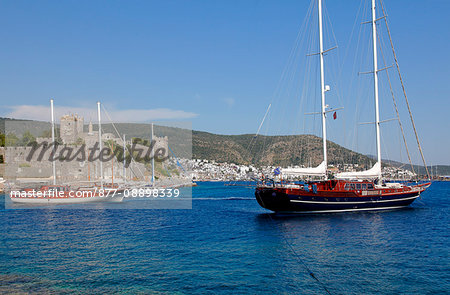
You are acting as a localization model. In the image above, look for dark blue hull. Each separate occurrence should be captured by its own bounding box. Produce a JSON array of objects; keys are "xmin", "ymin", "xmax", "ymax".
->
[{"xmin": 255, "ymin": 187, "xmax": 420, "ymax": 213}]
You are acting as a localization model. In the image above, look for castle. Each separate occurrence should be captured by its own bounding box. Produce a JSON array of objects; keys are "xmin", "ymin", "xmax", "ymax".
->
[
  {"xmin": 5, "ymin": 114, "xmax": 170, "ymax": 181},
  {"xmin": 60, "ymin": 114, "xmax": 84, "ymax": 144},
  {"xmin": 58, "ymin": 114, "xmax": 168, "ymax": 153}
]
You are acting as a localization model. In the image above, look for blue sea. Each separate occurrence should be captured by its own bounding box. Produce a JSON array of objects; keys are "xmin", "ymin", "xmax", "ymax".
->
[{"xmin": 1, "ymin": 181, "xmax": 449, "ymax": 294}]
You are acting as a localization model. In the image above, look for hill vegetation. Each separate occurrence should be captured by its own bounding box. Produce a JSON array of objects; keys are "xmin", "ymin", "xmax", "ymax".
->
[
  {"xmin": 191, "ymin": 131, "xmax": 372, "ymax": 168},
  {"xmin": 1, "ymin": 117, "xmax": 449, "ymax": 174}
]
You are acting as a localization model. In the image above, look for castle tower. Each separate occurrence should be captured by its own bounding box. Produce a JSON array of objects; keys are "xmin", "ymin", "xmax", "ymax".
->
[
  {"xmin": 60, "ymin": 114, "xmax": 84, "ymax": 144},
  {"xmin": 76, "ymin": 115, "xmax": 84, "ymax": 135}
]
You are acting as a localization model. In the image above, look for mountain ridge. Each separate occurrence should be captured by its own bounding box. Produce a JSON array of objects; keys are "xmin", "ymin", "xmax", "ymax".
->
[{"xmin": 1, "ymin": 117, "xmax": 449, "ymax": 174}]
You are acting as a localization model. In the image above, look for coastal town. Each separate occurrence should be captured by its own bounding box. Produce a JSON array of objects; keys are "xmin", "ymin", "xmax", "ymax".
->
[
  {"xmin": 183, "ymin": 158, "xmax": 439, "ymax": 182},
  {"xmin": 0, "ymin": 113, "xmax": 447, "ymax": 191},
  {"xmin": 1, "ymin": 1, "xmax": 448, "ymax": 294}
]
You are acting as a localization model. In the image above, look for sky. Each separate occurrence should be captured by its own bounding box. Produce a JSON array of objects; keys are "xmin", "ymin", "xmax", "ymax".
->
[{"xmin": 0, "ymin": 0, "xmax": 449, "ymax": 164}]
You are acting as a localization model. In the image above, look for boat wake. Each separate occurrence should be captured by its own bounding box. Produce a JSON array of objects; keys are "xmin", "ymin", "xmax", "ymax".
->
[{"xmin": 193, "ymin": 197, "xmax": 254, "ymax": 201}]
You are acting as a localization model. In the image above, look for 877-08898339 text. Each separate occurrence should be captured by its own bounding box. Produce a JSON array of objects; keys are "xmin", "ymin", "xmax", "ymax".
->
[{"xmin": 123, "ymin": 188, "xmax": 180, "ymax": 198}]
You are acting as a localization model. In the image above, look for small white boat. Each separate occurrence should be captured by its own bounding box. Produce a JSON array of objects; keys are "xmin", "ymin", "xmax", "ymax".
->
[
  {"xmin": 9, "ymin": 100, "xmax": 124, "ymax": 204},
  {"xmin": 9, "ymin": 185, "xmax": 124, "ymax": 204}
]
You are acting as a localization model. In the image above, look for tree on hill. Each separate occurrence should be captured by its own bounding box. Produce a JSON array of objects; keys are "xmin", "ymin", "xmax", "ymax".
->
[
  {"xmin": 20, "ymin": 131, "xmax": 36, "ymax": 146},
  {"xmin": 5, "ymin": 133, "xmax": 19, "ymax": 146},
  {"xmin": 40, "ymin": 129, "xmax": 52, "ymax": 138}
]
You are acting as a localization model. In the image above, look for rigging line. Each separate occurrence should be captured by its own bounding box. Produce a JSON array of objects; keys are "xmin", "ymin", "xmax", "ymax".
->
[
  {"xmin": 337, "ymin": 0, "xmax": 364, "ymax": 83},
  {"xmin": 258, "ymin": 1, "xmax": 316, "ymax": 169},
  {"xmin": 322, "ymin": 2, "xmax": 349, "ymax": 167},
  {"xmin": 166, "ymin": 144, "xmax": 186, "ymax": 188},
  {"xmin": 167, "ymin": 145, "xmax": 185, "ymax": 172},
  {"xmin": 397, "ymin": 122, "xmax": 404, "ymax": 175},
  {"xmin": 293, "ymin": 12, "xmax": 317, "ymax": 164},
  {"xmin": 230, "ymin": 105, "xmax": 269, "ymax": 185},
  {"xmin": 323, "ymin": 1, "xmax": 343, "ymax": 104},
  {"xmin": 379, "ymin": 0, "xmax": 430, "ymax": 179},
  {"xmin": 296, "ymin": 1, "xmax": 317, "ymax": 127},
  {"xmin": 243, "ymin": 108, "xmax": 267, "ymax": 167},
  {"xmin": 256, "ymin": 208, "xmax": 332, "ymax": 294},
  {"xmin": 273, "ymin": 0, "xmax": 314, "ymax": 123},
  {"xmin": 379, "ymin": 127, "xmax": 392, "ymax": 173},
  {"xmin": 376, "ymin": 31, "xmax": 415, "ymax": 175},
  {"xmin": 358, "ymin": 1, "xmax": 376, "ymax": 165},
  {"xmin": 347, "ymin": 0, "xmax": 364, "ymax": 102},
  {"xmin": 255, "ymin": 104, "xmax": 272, "ymax": 138},
  {"xmin": 285, "ymin": 15, "xmax": 313, "ymax": 138},
  {"xmin": 349, "ymin": 0, "xmax": 368, "ymax": 166},
  {"xmin": 101, "ymin": 105, "xmax": 145, "ymax": 179}
]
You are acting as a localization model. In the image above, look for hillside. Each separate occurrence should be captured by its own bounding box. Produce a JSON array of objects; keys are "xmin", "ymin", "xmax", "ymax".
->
[
  {"xmin": 191, "ymin": 131, "xmax": 372, "ymax": 168},
  {"xmin": 0, "ymin": 118, "xmax": 373, "ymax": 168},
  {"xmin": 2, "ymin": 117, "xmax": 449, "ymax": 173},
  {"xmin": 372, "ymin": 157, "xmax": 450, "ymax": 177}
]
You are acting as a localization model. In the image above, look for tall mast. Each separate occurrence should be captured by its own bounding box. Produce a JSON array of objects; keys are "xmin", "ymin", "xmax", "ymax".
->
[
  {"xmin": 111, "ymin": 141, "xmax": 114, "ymax": 186},
  {"xmin": 371, "ymin": 0, "xmax": 382, "ymax": 180},
  {"xmin": 50, "ymin": 99, "xmax": 56, "ymax": 185},
  {"xmin": 123, "ymin": 134, "xmax": 126, "ymax": 180},
  {"xmin": 318, "ymin": 0, "xmax": 328, "ymax": 178},
  {"xmin": 151, "ymin": 123, "xmax": 155, "ymax": 185},
  {"xmin": 97, "ymin": 102, "xmax": 104, "ymax": 189}
]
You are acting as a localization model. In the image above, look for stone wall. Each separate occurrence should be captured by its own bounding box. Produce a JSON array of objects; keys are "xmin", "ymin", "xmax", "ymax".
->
[{"xmin": 3, "ymin": 139, "xmax": 168, "ymax": 181}]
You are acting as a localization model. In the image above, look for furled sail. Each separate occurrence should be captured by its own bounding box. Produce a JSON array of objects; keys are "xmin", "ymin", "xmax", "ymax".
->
[
  {"xmin": 282, "ymin": 161, "xmax": 327, "ymax": 177},
  {"xmin": 335, "ymin": 162, "xmax": 381, "ymax": 180}
]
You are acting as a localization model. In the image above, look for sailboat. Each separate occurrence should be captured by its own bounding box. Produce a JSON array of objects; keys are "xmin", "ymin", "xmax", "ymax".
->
[
  {"xmin": 255, "ymin": 0, "xmax": 430, "ymax": 213},
  {"xmin": 10, "ymin": 100, "xmax": 123, "ymax": 204}
]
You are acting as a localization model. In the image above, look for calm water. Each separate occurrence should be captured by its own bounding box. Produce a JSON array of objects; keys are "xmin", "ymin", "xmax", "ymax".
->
[{"xmin": 1, "ymin": 181, "xmax": 449, "ymax": 294}]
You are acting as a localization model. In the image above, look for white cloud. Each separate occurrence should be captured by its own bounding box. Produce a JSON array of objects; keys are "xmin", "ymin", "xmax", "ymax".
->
[{"xmin": 3, "ymin": 104, "xmax": 198, "ymax": 122}]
